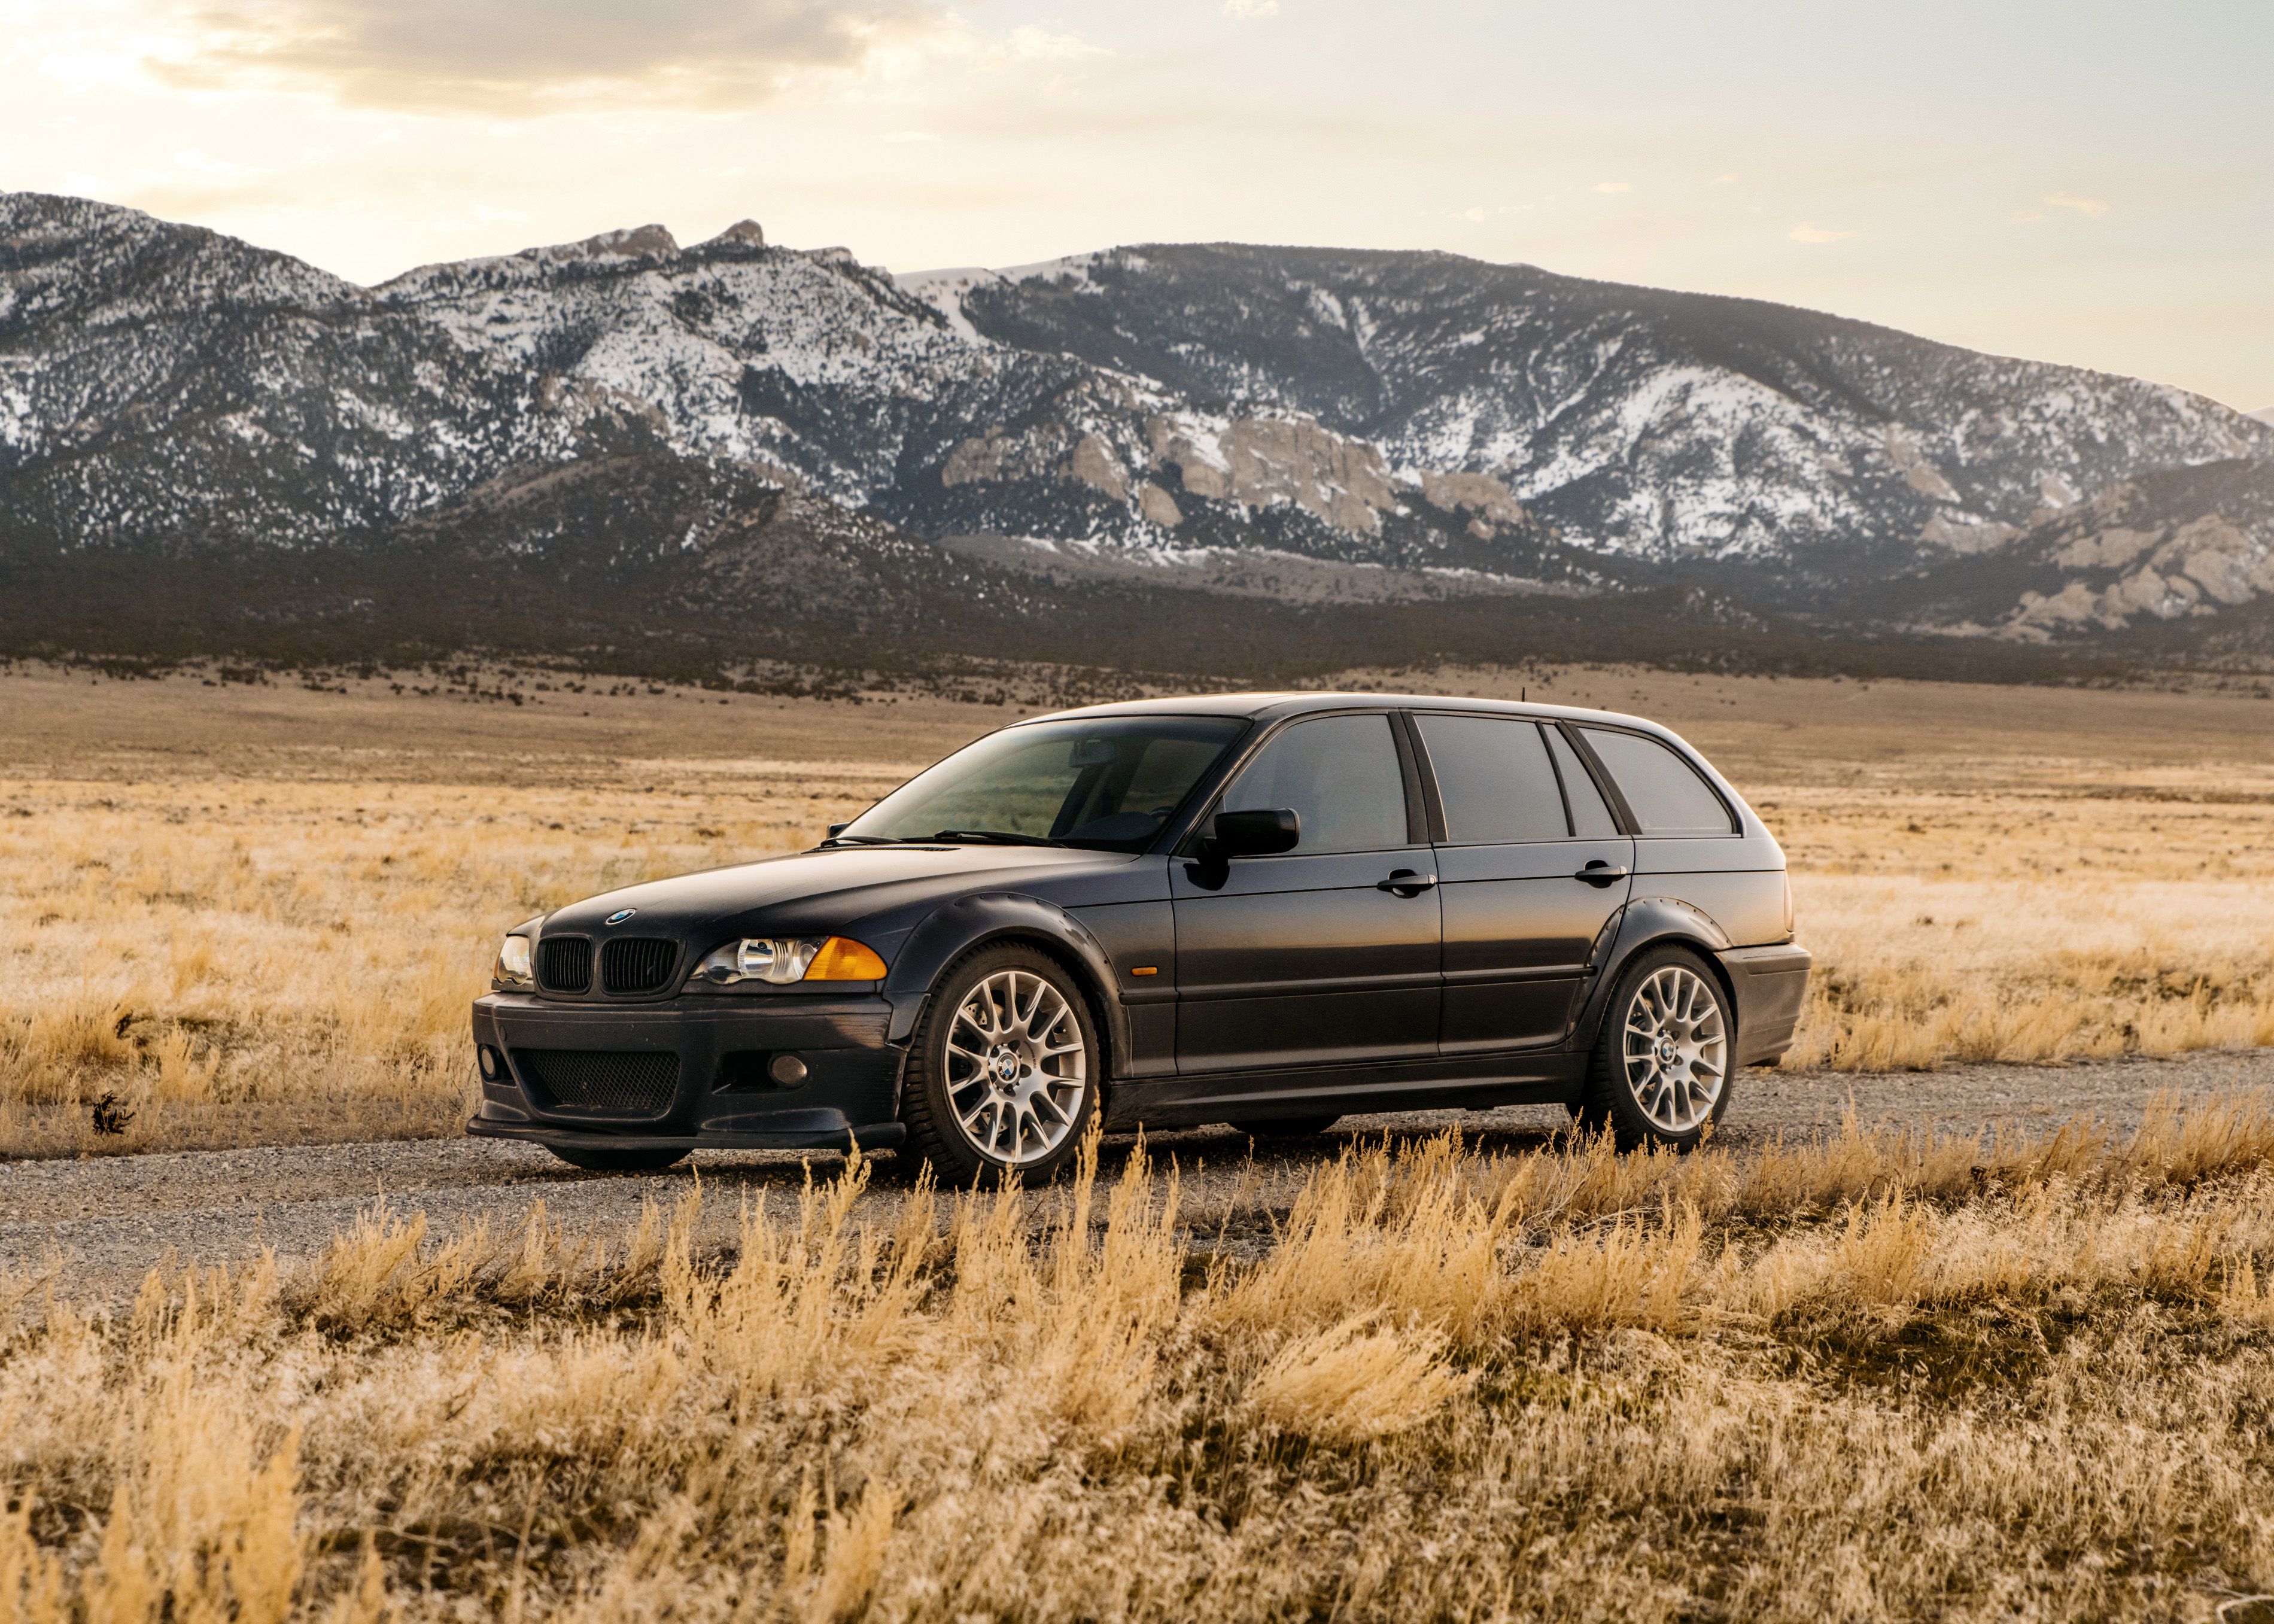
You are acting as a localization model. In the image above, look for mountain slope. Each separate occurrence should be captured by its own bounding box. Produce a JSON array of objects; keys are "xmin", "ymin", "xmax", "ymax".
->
[
  {"xmin": 4, "ymin": 190, "xmax": 2271, "ymax": 668},
  {"xmin": 916, "ymin": 245, "xmax": 2268, "ymax": 601}
]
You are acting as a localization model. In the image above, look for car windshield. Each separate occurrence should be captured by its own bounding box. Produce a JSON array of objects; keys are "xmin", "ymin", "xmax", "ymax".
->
[{"xmin": 840, "ymin": 716, "xmax": 1249, "ymax": 853}]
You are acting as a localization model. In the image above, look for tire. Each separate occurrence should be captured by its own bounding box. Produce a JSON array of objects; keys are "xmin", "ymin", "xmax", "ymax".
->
[
  {"xmin": 1577, "ymin": 945, "xmax": 1735, "ymax": 1152},
  {"xmin": 546, "ymin": 1144, "xmax": 691, "ymax": 1173},
  {"xmin": 1226, "ymin": 1115, "xmax": 1342, "ymax": 1139},
  {"xmin": 899, "ymin": 943, "xmax": 1102, "ymax": 1185}
]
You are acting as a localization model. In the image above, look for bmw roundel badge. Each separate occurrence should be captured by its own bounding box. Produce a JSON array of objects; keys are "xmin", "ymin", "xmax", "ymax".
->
[{"xmin": 605, "ymin": 908, "xmax": 637, "ymax": 926}]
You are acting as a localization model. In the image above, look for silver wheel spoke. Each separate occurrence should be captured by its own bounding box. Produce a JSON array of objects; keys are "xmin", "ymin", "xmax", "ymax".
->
[
  {"xmin": 940, "ymin": 968, "xmax": 1090, "ymax": 1167},
  {"xmin": 1618, "ymin": 965, "xmax": 1725, "ymax": 1134}
]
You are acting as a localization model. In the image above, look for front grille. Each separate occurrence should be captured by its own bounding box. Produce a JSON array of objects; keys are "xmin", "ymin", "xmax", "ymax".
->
[
  {"xmin": 536, "ymin": 936, "xmax": 592, "ymax": 993},
  {"xmin": 515, "ymin": 1049, "xmax": 680, "ymax": 1115},
  {"xmin": 601, "ymin": 936, "xmax": 680, "ymax": 995}
]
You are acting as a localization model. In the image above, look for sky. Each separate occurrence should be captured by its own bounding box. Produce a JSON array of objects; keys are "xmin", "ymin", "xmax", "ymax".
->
[{"xmin": 5, "ymin": 0, "xmax": 2268, "ymax": 410}]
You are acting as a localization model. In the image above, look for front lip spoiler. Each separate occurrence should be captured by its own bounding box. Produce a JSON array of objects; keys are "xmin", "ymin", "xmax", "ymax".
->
[{"xmin": 467, "ymin": 1118, "xmax": 908, "ymax": 1154}]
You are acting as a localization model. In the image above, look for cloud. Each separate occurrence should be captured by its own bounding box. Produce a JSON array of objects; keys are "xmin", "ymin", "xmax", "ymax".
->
[
  {"xmin": 2044, "ymin": 191, "xmax": 2109, "ymax": 216},
  {"xmin": 148, "ymin": 0, "xmax": 950, "ymax": 113},
  {"xmin": 1592, "ymin": 180, "xmax": 1631, "ymax": 194},
  {"xmin": 1003, "ymin": 24, "xmax": 1101, "ymax": 60},
  {"xmin": 1787, "ymin": 223, "xmax": 1858, "ymax": 243},
  {"xmin": 1223, "ymin": 0, "xmax": 1279, "ymax": 16}
]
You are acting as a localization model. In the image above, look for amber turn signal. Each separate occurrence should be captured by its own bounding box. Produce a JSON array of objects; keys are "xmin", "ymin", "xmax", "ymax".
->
[{"xmin": 803, "ymin": 936, "xmax": 888, "ymax": 980}]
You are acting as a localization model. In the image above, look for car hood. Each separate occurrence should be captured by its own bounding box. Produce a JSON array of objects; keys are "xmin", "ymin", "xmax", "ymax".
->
[{"xmin": 538, "ymin": 842, "xmax": 1150, "ymax": 947}]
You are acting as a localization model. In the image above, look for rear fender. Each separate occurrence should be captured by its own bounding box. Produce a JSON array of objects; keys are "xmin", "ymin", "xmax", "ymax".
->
[
  {"xmin": 882, "ymin": 893, "xmax": 1128, "ymax": 1076},
  {"xmin": 1570, "ymin": 898, "xmax": 1737, "ymax": 1053}
]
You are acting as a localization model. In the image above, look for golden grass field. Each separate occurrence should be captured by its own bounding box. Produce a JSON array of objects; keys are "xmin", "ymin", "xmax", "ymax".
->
[
  {"xmin": 7, "ymin": 1097, "xmax": 2274, "ymax": 1620},
  {"xmin": 3, "ymin": 659, "xmax": 2272, "ymax": 1157},
  {"xmin": 7, "ymin": 660, "xmax": 2274, "ymax": 1620}
]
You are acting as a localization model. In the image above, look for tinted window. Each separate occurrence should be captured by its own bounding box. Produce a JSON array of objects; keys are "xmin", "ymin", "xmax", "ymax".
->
[
  {"xmin": 845, "ymin": 716, "xmax": 1247, "ymax": 851},
  {"xmin": 1221, "ymin": 714, "xmax": 1409, "ymax": 854},
  {"xmin": 1581, "ymin": 728, "xmax": 1737, "ymax": 837},
  {"xmin": 1546, "ymin": 728, "xmax": 1621, "ymax": 838},
  {"xmin": 1416, "ymin": 716, "xmax": 1569, "ymax": 843}
]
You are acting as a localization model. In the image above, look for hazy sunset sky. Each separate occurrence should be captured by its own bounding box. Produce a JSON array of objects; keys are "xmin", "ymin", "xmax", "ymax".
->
[{"xmin": 6, "ymin": 0, "xmax": 2267, "ymax": 409}]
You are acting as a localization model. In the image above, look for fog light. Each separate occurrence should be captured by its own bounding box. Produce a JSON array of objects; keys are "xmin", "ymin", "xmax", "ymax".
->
[
  {"xmin": 478, "ymin": 1045, "xmax": 503, "ymax": 1081},
  {"xmin": 768, "ymin": 1053, "xmax": 808, "ymax": 1088}
]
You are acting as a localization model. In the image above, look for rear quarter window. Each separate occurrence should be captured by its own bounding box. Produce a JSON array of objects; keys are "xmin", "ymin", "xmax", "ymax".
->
[{"xmin": 1580, "ymin": 728, "xmax": 1738, "ymax": 837}]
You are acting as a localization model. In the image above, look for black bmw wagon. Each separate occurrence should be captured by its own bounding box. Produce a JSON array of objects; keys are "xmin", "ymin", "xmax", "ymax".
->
[{"xmin": 469, "ymin": 693, "xmax": 1810, "ymax": 1179}]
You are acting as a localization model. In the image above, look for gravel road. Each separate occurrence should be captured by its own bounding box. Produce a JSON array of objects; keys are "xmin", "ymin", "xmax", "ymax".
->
[{"xmin": 7, "ymin": 1050, "xmax": 2272, "ymax": 1309}]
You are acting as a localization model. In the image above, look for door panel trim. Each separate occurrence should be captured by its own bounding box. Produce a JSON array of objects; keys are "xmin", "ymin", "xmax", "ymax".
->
[{"xmin": 1177, "ymin": 968, "xmax": 1443, "ymax": 1001}]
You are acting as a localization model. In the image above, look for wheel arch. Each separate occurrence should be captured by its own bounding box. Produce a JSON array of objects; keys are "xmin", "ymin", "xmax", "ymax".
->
[
  {"xmin": 1571, "ymin": 898, "xmax": 1741, "ymax": 1054},
  {"xmin": 883, "ymin": 894, "xmax": 1127, "ymax": 1086}
]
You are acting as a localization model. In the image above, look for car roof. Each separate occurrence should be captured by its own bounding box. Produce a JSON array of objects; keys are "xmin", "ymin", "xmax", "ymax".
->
[{"xmin": 1016, "ymin": 690, "xmax": 1665, "ymax": 733}]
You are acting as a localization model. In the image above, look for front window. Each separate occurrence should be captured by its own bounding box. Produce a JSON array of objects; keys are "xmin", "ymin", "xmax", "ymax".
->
[
  {"xmin": 840, "ymin": 716, "xmax": 1248, "ymax": 853},
  {"xmin": 1218, "ymin": 714, "xmax": 1412, "ymax": 854}
]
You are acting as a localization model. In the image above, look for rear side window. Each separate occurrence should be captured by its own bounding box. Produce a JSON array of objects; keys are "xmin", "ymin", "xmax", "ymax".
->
[
  {"xmin": 1545, "ymin": 728, "xmax": 1621, "ymax": 838},
  {"xmin": 1580, "ymin": 728, "xmax": 1737, "ymax": 837},
  {"xmin": 1220, "ymin": 714, "xmax": 1410, "ymax": 854},
  {"xmin": 1416, "ymin": 716, "xmax": 1568, "ymax": 843}
]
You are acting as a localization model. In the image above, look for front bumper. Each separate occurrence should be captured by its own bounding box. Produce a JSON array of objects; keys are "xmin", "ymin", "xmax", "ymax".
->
[{"xmin": 469, "ymin": 990, "xmax": 909, "ymax": 1152}]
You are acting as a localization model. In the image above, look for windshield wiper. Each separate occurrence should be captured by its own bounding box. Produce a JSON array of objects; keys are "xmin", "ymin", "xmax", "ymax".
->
[
  {"xmin": 930, "ymin": 829, "xmax": 1062, "ymax": 847},
  {"xmin": 820, "ymin": 834, "xmax": 916, "ymax": 847}
]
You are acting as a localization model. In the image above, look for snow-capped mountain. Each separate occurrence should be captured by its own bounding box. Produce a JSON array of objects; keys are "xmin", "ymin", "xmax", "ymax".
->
[{"xmin": 3, "ymin": 190, "xmax": 2269, "ymax": 665}]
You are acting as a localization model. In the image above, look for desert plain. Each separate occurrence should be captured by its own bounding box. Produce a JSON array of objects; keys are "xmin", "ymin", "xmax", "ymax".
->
[{"xmin": 4, "ymin": 658, "xmax": 2274, "ymax": 1622}]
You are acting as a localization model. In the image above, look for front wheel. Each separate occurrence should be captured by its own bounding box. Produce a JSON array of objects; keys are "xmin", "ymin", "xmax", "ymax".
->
[
  {"xmin": 546, "ymin": 1144, "xmax": 691, "ymax": 1173},
  {"xmin": 1577, "ymin": 946, "xmax": 1734, "ymax": 1151},
  {"xmin": 899, "ymin": 944, "xmax": 1102, "ymax": 1185}
]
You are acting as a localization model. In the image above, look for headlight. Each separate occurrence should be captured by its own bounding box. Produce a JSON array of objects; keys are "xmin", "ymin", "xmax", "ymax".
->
[
  {"xmin": 494, "ymin": 934, "xmax": 535, "ymax": 989},
  {"xmin": 695, "ymin": 936, "xmax": 887, "ymax": 984}
]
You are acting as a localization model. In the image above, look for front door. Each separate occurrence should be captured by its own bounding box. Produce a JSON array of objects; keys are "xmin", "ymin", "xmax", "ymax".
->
[
  {"xmin": 1172, "ymin": 713, "xmax": 1442, "ymax": 1072},
  {"xmin": 1412, "ymin": 714, "xmax": 1635, "ymax": 1053}
]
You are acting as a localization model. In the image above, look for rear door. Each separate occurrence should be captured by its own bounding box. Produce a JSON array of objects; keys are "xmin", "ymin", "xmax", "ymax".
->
[
  {"xmin": 1171, "ymin": 712, "xmax": 1443, "ymax": 1072},
  {"xmin": 1411, "ymin": 713, "xmax": 1634, "ymax": 1053}
]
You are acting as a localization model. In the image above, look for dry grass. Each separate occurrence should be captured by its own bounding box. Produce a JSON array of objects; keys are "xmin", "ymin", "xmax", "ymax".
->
[
  {"xmin": 7, "ymin": 1097, "xmax": 2274, "ymax": 1620},
  {"xmin": 4, "ymin": 661, "xmax": 2273, "ymax": 1155},
  {"xmin": 0, "ymin": 771, "xmax": 907, "ymax": 1156},
  {"xmin": 1773, "ymin": 791, "xmax": 2274, "ymax": 1068}
]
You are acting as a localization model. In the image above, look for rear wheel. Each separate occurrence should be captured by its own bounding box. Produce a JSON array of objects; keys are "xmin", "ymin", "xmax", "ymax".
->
[
  {"xmin": 1577, "ymin": 946, "xmax": 1733, "ymax": 1151},
  {"xmin": 1226, "ymin": 1115, "xmax": 1342, "ymax": 1139},
  {"xmin": 900, "ymin": 944, "xmax": 1102, "ymax": 1185},
  {"xmin": 545, "ymin": 1144, "xmax": 691, "ymax": 1173}
]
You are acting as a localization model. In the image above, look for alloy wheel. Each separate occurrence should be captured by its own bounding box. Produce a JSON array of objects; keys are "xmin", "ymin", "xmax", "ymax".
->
[
  {"xmin": 942, "ymin": 969, "xmax": 1090, "ymax": 1166},
  {"xmin": 1619, "ymin": 965, "xmax": 1728, "ymax": 1135}
]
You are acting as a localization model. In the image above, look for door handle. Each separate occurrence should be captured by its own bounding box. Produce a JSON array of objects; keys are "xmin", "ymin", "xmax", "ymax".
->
[
  {"xmin": 1378, "ymin": 869, "xmax": 1439, "ymax": 896},
  {"xmin": 1574, "ymin": 860, "xmax": 1630, "ymax": 886}
]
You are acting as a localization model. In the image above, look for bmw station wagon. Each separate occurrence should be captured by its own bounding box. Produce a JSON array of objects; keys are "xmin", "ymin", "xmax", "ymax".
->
[{"xmin": 469, "ymin": 694, "xmax": 1811, "ymax": 1180}]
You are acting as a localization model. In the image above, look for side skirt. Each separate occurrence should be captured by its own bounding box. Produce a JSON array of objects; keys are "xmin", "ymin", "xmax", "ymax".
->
[{"xmin": 1105, "ymin": 1050, "xmax": 1588, "ymax": 1131}]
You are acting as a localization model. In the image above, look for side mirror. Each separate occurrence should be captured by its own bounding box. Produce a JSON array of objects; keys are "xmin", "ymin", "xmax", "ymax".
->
[
  {"xmin": 1209, "ymin": 808, "xmax": 1300, "ymax": 858},
  {"xmin": 826, "ymin": 822, "xmax": 850, "ymax": 839}
]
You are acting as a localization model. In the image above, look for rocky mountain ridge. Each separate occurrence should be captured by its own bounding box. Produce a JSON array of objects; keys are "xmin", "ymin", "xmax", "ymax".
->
[{"xmin": 3, "ymin": 190, "xmax": 2270, "ymax": 667}]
